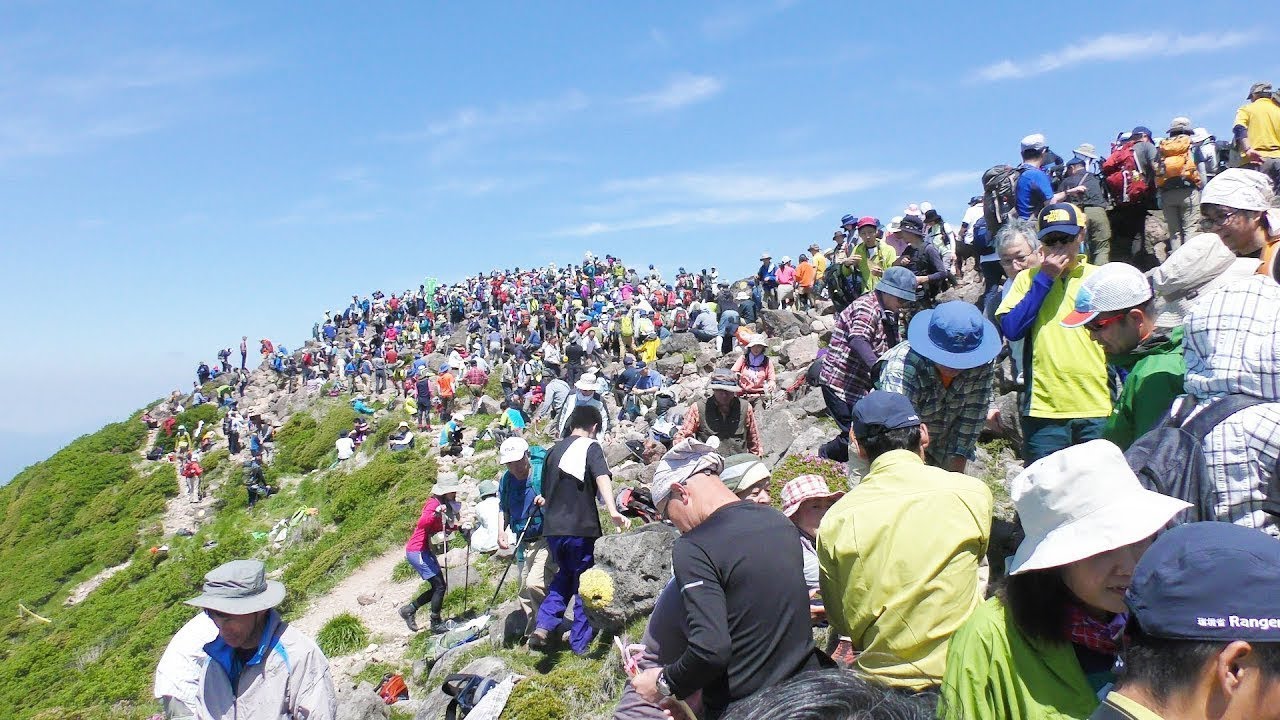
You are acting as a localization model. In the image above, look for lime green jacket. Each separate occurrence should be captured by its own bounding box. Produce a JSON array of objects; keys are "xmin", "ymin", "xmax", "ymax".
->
[{"xmin": 939, "ymin": 598, "xmax": 1099, "ymax": 720}]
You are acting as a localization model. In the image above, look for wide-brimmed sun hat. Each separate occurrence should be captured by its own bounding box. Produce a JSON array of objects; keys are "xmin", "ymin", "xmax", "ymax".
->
[
  {"xmin": 906, "ymin": 301, "xmax": 1001, "ymax": 370},
  {"xmin": 1008, "ymin": 440, "xmax": 1191, "ymax": 575},
  {"xmin": 575, "ymin": 374, "xmax": 598, "ymax": 392},
  {"xmin": 185, "ymin": 559, "xmax": 285, "ymax": 615},
  {"xmin": 720, "ymin": 453, "xmax": 770, "ymax": 494},
  {"xmin": 432, "ymin": 472, "xmax": 461, "ymax": 496}
]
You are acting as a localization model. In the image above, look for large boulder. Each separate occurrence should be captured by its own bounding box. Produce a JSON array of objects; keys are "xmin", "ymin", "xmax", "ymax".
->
[
  {"xmin": 989, "ymin": 392, "xmax": 1024, "ymax": 450},
  {"xmin": 336, "ymin": 681, "xmax": 390, "ymax": 720},
  {"xmin": 786, "ymin": 425, "xmax": 831, "ymax": 460},
  {"xmin": 758, "ymin": 309, "xmax": 810, "ymax": 340},
  {"xmin": 797, "ymin": 390, "xmax": 827, "ymax": 417},
  {"xmin": 695, "ymin": 349, "xmax": 719, "ymax": 373},
  {"xmin": 658, "ymin": 332, "xmax": 700, "ymax": 358},
  {"xmin": 579, "ymin": 523, "xmax": 679, "ymax": 634},
  {"xmin": 475, "ymin": 395, "xmax": 502, "ymax": 416},
  {"xmin": 780, "ymin": 334, "xmax": 820, "ymax": 370},
  {"xmin": 654, "ymin": 355, "xmax": 685, "ymax": 378},
  {"xmin": 757, "ymin": 405, "xmax": 803, "ymax": 467}
]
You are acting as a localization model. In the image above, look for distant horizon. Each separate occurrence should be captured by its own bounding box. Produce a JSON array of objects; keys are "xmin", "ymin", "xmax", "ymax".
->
[{"xmin": 4, "ymin": 2, "xmax": 1276, "ymax": 486}]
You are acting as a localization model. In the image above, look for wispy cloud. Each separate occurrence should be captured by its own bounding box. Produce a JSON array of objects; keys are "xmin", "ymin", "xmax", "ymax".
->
[
  {"xmin": 627, "ymin": 74, "xmax": 723, "ymax": 112},
  {"xmin": 554, "ymin": 202, "xmax": 822, "ymax": 237},
  {"xmin": 701, "ymin": 0, "xmax": 799, "ymax": 40},
  {"xmin": 0, "ymin": 46, "xmax": 255, "ymax": 163},
  {"xmin": 386, "ymin": 90, "xmax": 590, "ymax": 142},
  {"xmin": 972, "ymin": 31, "xmax": 1258, "ymax": 82},
  {"xmin": 923, "ymin": 170, "xmax": 979, "ymax": 190},
  {"xmin": 601, "ymin": 170, "xmax": 902, "ymax": 203}
]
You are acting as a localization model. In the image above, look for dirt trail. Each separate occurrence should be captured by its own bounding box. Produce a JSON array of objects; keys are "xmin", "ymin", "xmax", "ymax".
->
[{"xmin": 291, "ymin": 545, "xmax": 422, "ymax": 682}]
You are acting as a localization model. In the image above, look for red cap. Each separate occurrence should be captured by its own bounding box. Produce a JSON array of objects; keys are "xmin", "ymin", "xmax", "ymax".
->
[{"xmin": 855, "ymin": 215, "xmax": 878, "ymax": 229}]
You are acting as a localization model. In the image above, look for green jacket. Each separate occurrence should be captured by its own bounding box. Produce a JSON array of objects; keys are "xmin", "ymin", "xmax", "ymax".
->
[
  {"xmin": 939, "ymin": 598, "xmax": 1099, "ymax": 720},
  {"xmin": 1103, "ymin": 327, "xmax": 1185, "ymax": 449}
]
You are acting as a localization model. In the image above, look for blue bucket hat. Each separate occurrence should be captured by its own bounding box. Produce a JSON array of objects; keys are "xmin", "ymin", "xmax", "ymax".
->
[
  {"xmin": 876, "ymin": 267, "xmax": 918, "ymax": 302},
  {"xmin": 906, "ymin": 301, "xmax": 1001, "ymax": 370}
]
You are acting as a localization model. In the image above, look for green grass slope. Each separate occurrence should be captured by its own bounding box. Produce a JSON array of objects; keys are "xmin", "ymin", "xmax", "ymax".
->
[{"xmin": 0, "ymin": 401, "xmax": 439, "ymax": 719}]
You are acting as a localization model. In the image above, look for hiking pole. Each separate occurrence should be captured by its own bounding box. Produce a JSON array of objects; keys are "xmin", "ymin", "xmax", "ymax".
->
[
  {"xmin": 486, "ymin": 505, "xmax": 542, "ymax": 612},
  {"xmin": 462, "ymin": 531, "xmax": 472, "ymax": 619}
]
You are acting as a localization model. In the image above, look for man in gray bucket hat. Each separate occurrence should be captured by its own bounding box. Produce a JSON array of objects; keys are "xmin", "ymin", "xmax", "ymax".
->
[{"xmin": 186, "ymin": 559, "xmax": 336, "ymax": 719}]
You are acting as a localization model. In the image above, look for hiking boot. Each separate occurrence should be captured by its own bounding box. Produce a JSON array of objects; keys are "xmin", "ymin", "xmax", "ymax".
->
[
  {"xmin": 398, "ymin": 604, "xmax": 419, "ymax": 633},
  {"xmin": 527, "ymin": 627, "xmax": 550, "ymax": 651},
  {"xmin": 430, "ymin": 617, "xmax": 460, "ymax": 634}
]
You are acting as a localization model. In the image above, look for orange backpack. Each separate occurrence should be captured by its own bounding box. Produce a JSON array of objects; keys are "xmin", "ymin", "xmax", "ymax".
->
[{"xmin": 1155, "ymin": 135, "xmax": 1201, "ymax": 188}]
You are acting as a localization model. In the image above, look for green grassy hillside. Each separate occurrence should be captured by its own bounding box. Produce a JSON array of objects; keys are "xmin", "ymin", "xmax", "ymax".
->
[{"xmin": 0, "ymin": 401, "xmax": 438, "ymax": 719}]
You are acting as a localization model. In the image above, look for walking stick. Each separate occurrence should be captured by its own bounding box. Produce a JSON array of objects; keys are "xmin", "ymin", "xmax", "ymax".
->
[{"xmin": 486, "ymin": 505, "xmax": 542, "ymax": 612}]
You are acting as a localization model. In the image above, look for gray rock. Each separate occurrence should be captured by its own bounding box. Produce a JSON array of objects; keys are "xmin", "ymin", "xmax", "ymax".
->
[
  {"xmin": 417, "ymin": 655, "xmax": 512, "ymax": 720},
  {"xmin": 424, "ymin": 353, "xmax": 448, "ymax": 372},
  {"xmin": 695, "ymin": 349, "xmax": 718, "ymax": 372},
  {"xmin": 990, "ymin": 392, "xmax": 1023, "ymax": 450},
  {"xmin": 797, "ymin": 390, "xmax": 827, "ymax": 417},
  {"xmin": 337, "ymin": 681, "xmax": 390, "ymax": 720},
  {"xmin": 487, "ymin": 598, "xmax": 527, "ymax": 646},
  {"xmin": 655, "ymin": 355, "xmax": 685, "ymax": 378},
  {"xmin": 475, "ymin": 395, "xmax": 501, "ymax": 416},
  {"xmin": 757, "ymin": 406, "xmax": 802, "ymax": 466},
  {"xmin": 580, "ymin": 523, "xmax": 679, "ymax": 634},
  {"xmin": 758, "ymin": 309, "xmax": 807, "ymax": 340},
  {"xmin": 786, "ymin": 425, "xmax": 830, "ymax": 460},
  {"xmin": 603, "ymin": 439, "xmax": 634, "ymax": 466},
  {"xmin": 780, "ymin": 334, "xmax": 820, "ymax": 370},
  {"xmin": 657, "ymin": 332, "xmax": 700, "ymax": 358}
]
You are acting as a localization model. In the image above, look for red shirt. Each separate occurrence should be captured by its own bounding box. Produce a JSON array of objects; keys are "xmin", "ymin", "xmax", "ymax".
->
[{"xmin": 406, "ymin": 497, "xmax": 445, "ymax": 552}]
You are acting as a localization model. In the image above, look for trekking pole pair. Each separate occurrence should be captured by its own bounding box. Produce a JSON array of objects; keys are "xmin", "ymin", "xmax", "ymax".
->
[{"xmin": 486, "ymin": 505, "xmax": 542, "ymax": 613}]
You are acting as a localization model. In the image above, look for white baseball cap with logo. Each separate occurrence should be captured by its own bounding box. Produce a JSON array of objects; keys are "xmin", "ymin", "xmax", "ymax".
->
[{"xmin": 1060, "ymin": 262, "xmax": 1153, "ymax": 328}]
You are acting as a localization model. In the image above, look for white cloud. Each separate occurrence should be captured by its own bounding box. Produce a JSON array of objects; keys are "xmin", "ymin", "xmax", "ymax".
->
[
  {"xmin": 554, "ymin": 202, "xmax": 823, "ymax": 237},
  {"xmin": 627, "ymin": 74, "xmax": 723, "ymax": 112},
  {"xmin": 923, "ymin": 170, "xmax": 980, "ymax": 190},
  {"xmin": 973, "ymin": 31, "xmax": 1259, "ymax": 82},
  {"xmin": 701, "ymin": 0, "xmax": 799, "ymax": 40},
  {"xmin": 388, "ymin": 90, "xmax": 590, "ymax": 141},
  {"xmin": 602, "ymin": 170, "xmax": 902, "ymax": 203}
]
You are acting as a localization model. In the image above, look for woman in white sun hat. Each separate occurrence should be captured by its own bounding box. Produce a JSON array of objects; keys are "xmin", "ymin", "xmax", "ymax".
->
[
  {"xmin": 940, "ymin": 440, "xmax": 1190, "ymax": 720},
  {"xmin": 732, "ymin": 334, "xmax": 777, "ymax": 399}
]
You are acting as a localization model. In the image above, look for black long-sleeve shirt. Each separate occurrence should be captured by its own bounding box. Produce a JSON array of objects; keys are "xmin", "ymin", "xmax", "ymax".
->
[{"xmin": 663, "ymin": 501, "xmax": 817, "ymax": 712}]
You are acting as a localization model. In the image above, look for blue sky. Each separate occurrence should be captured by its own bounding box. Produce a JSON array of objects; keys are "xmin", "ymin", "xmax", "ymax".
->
[{"xmin": 2, "ymin": 1, "xmax": 1277, "ymax": 482}]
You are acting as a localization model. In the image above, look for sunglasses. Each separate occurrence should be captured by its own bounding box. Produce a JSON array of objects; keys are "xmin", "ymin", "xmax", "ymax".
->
[
  {"xmin": 1040, "ymin": 231, "xmax": 1080, "ymax": 247},
  {"xmin": 1085, "ymin": 312, "xmax": 1127, "ymax": 332}
]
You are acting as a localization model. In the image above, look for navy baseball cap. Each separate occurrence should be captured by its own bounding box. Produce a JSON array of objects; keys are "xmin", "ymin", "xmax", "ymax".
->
[
  {"xmin": 1037, "ymin": 202, "xmax": 1087, "ymax": 240},
  {"xmin": 1131, "ymin": 125, "xmax": 1152, "ymax": 138},
  {"xmin": 852, "ymin": 391, "xmax": 921, "ymax": 439},
  {"xmin": 1126, "ymin": 522, "xmax": 1280, "ymax": 642}
]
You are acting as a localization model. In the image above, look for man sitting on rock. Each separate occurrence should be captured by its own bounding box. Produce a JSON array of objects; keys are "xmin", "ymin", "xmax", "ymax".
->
[
  {"xmin": 876, "ymin": 301, "xmax": 1000, "ymax": 473},
  {"xmin": 674, "ymin": 369, "xmax": 761, "ymax": 456},
  {"xmin": 818, "ymin": 391, "xmax": 992, "ymax": 694},
  {"xmin": 632, "ymin": 439, "xmax": 829, "ymax": 718}
]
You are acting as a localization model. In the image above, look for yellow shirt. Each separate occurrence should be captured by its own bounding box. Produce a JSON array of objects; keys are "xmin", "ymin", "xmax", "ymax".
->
[
  {"xmin": 996, "ymin": 258, "xmax": 1111, "ymax": 419},
  {"xmin": 812, "ymin": 252, "xmax": 829, "ymax": 274},
  {"xmin": 1095, "ymin": 692, "xmax": 1166, "ymax": 720},
  {"xmin": 817, "ymin": 450, "xmax": 992, "ymax": 690},
  {"xmin": 1235, "ymin": 98, "xmax": 1280, "ymax": 157},
  {"xmin": 854, "ymin": 242, "xmax": 898, "ymax": 293}
]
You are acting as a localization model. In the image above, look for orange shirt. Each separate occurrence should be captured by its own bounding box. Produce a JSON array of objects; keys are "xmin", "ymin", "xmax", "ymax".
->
[
  {"xmin": 795, "ymin": 261, "xmax": 816, "ymax": 288},
  {"xmin": 437, "ymin": 372, "xmax": 455, "ymax": 398}
]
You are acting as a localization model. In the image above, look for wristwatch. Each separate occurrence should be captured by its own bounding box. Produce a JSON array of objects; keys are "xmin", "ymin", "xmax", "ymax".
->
[{"xmin": 656, "ymin": 671, "xmax": 673, "ymax": 698}]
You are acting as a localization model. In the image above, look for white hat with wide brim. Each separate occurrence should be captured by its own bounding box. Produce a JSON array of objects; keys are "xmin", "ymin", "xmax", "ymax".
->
[
  {"xmin": 186, "ymin": 560, "xmax": 285, "ymax": 615},
  {"xmin": 1008, "ymin": 440, "xmax": 1191, "ymax": 575}
]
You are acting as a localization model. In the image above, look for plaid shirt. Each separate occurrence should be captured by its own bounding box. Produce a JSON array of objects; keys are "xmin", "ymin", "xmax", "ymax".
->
[
  {"xmin": 1183, "ymin": 275, "xmax": 1280, "ymax": 536},
  {"xmin": 876, "ymin": 342, "xmax": 994, "ymax": 463},
  {"xmin": 821, "ymin": 292, "xmax": 899, "ymax": 405}
]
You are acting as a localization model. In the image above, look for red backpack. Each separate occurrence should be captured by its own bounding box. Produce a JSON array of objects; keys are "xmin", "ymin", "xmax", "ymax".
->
[
  {"xmin": 1101, "ymin": 141, "xmax": 1149, "ymax": 205},
  {"xmin": 673, "ymin": 307, "xmax": 689, "ymax": 331}
]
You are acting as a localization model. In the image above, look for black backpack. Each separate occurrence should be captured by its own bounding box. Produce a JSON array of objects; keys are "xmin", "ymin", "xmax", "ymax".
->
[
  {"xmin": 1124, "ymin": 394, "xmax": 1270, "ymax": 525},
  {"xmin": 442, "ymin": 673, "xmax": 498, "ymax": 720},
  {"xmin": 981, "ymin": 164, "xmax": 1023, "ymax": 237}
]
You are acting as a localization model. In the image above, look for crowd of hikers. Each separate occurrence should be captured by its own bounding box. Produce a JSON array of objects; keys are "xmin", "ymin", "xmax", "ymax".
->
[{"xmin": 153, "ymin": 82, "xmax": 1280, "ymax": 720}]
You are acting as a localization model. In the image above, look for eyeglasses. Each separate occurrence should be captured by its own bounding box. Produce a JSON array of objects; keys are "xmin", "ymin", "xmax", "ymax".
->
[
  {"xmin": 1085, "ymin": 312, "xmax": 1126, "ymax": 332},
  {"xmin": 1040, "ymin": 232, "xmax": 1080, "ymax": 247},
  {"xmin": 1199, "ymin": 208, "xmax": 1239, "ymax": 230}
]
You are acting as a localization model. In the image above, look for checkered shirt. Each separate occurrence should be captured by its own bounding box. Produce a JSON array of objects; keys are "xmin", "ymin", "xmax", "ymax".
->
[
  {"xmin": 820, "ymin": 292, "xmax": 898, "ymax": 405},
  {"xmin": 876, "ymin": 341, "xmax": 994, "ymax": 463},
  {"xmin": 1183, "ymin": 275, "xmax": 1280, "ymax": 536}
]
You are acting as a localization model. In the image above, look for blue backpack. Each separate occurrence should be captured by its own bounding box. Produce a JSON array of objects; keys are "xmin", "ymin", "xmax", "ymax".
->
[
  {"xmin": 972, "ymin": 217, "xmax": 995, "ymax": 257},
  {"xmin": 500, "ymin": 445, "xmax": 546, "ymax": 540}
]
